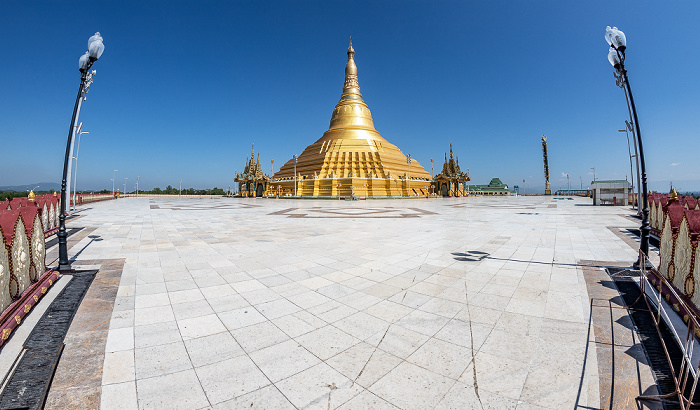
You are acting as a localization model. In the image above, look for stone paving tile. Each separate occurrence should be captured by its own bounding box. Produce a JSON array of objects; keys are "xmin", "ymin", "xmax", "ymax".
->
[
  {"xmin": 135, "ymin": 341, "xmax": 191, "ymax": 379},
  {"xmin": 249, "ymin": 339, "xmax": 321, "ymax": 382},
  {"xmin": 212, "ymin": 385, "xmax": 295, "ymax": 409},
  {"xmin": 195, "ymin": 355, "xmax": 271, "ymax": 404},
  {"xmin": 134, "ymin": 321, "xmax": 181, "ymax": 348},
  {"xmin": 33, "ymin": 196, "xmax": 659, "ymax": 408},
  {"xmin": 274, "ymin": 362, "xmax": 363, "ymax": 409},
  {"xmin": 100, "ymin": 381, "xmax": 138, "ymax": 410},
  {"xmin": 184, "ymin": 331, "xmax": 245, "ymax": 368},
  {"xmin": 370, "ymin": 361, "xmax": 455, "ymax": 409},
  {"xmin": 136, "ymin": 369, "xmax": 209, "ymax": 410},
  {"xmin": 296, "ymin": 324, "xmax": 361, "ymax": 360},
  {"xmin": 231, "ymin": 320, "xmax": 291, "ymax": 352},
  {"xmin": 325, "ymin": 341, "xmax": 403, "ymax": 388}
]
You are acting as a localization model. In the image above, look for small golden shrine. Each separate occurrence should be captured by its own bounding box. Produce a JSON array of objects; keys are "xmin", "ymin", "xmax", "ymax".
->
[
  {"xmin": 434, "ymin": 144, "xmax": 470, "ymax": 196},
  {"xmin": 234, "ymin": 144, "xmax": 269, "ymax": 197},
  {"xmin": 269, "ymin": 40, "xmax": 432, "ymax": 197}
]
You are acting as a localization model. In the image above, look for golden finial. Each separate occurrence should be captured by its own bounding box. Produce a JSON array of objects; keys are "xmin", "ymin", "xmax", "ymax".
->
[
  {"xmin": 28, "ymin": 190, "xmax": 36, "ymax": 201},
  {"xmin": 670, "ymin": 186, "xmax": 678, "ymax": 200},
  {"xmin": 53, "ymin": 191, "xmax": 57, "ymax": 196},
  {"xmin": 339, "ymin": 39, "xmax": 361, "ymax": 101}
]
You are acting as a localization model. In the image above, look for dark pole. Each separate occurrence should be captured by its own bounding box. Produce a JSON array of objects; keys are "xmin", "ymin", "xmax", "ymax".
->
[
  {"xmin": 621, "ymin": 67, "xmax": 650, "ymax": 267},
  {"xmin": 58, "ymin": 72, "xmax": 87, "ymax": 272},
  {"xmin": 615, "ymin": 71, "xmax": 642, "ymax": 215}
]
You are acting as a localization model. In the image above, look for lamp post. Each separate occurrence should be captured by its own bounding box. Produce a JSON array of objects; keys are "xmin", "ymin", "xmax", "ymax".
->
[
  {"xmin": 431, "ymin": 184, "xmax": 435, "ymax": 196},
  {"xmin": 615, "ymin": 70, "xmax": 643, "ymax": 214},
  {"xmin": 112, "ymin": 169, "xmax": 118, "ymax": 195},
  {"xmin": 71, "ymin": 124, "xmax": 89, "ymax": 212},
  {"xmin": 293, "ymin": 155, "xmax": 298, "ymax": 196},
  {"xmin": 271, "ymin": 159, "xmax": 274, "ymax": 176},
  {"xmin": 430, "ymin": 158, "xmax": 433, "ymax": 177},
  {"xmin": 363, "ymin": 182, "xmax": 368, "ymax": 199},
  {"xmin": 407, "ymin": 154, "xmax": 412, "ymax": 197},
  {"xmin": 626, "ymin": 120, "xmax": 642, "ymax": 213},
  {"xmin": 591, "ymin": 167, "xmax": 595, "ymax": 182},
  {"xmin": 58, "ymin": 32, "xmax": 105, "ymax": 273},
  {"xmin": 277, "ymin": 185, "xmax": 281, "ymax": 197},
  {"xmin": 606, "ymin": 25, "xmax": 650, "ymax": 268},
  {"xmin": 566, "ymin": 173, "xmax": 570, "ymax": 194},
  {"xmin": 619, "ymin": 127, "xmax": 637, "ymax": 210},
  {"xmin": 136, "ymin": 176, "xmax": 139, "ymax": 197}
]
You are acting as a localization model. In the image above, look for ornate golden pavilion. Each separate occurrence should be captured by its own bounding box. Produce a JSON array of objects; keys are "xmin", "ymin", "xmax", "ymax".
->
[
  {"xmin": 234, "ymin": 144, "xmax": 269, "ymax": 197},
  {"xmin": 434, "ymin": 144, "xmax": 470, "ymax": 196},
  {"xmin": 268, "ymin": 41, "xmax": 432, "ymax": 197}
]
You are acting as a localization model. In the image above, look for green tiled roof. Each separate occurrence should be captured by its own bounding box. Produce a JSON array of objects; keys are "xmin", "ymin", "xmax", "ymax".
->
[{"xmin": 467, "ymin": 178, "xmax": 510, "ymax": 191}]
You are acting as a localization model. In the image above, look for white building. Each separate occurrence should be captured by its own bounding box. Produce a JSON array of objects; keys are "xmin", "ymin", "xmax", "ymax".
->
[{"xmin": 591, "ymin": 180, "xmax": 631, "ymax": 206}]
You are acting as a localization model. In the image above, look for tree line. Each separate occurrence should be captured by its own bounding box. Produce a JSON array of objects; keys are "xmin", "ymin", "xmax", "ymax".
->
[
  {"xmin": 132, "ymin": 185, "xmax": 227, "ymax": 196},
  {"xmin": 1, "ymin": 186, "xmax": 229, "ymax": 200}
]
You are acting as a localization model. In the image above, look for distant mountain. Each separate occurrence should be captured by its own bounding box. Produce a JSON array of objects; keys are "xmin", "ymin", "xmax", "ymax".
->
[{"xmin": 0, "ymin": 182, "xmax": 61, "ymax": 192}]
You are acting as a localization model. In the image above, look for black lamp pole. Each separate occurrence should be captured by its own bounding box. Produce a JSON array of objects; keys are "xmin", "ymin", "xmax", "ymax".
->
[
  {"xmin": 58, "ymin": 33, "xmax": 104, "ymax": 272},
  {"xmin": 606, "ymin": 26, "xmax": 650, "ymax": 268},
  {"xmin": 58, "ymin": 72, "xmax": 88, "ymax": 271},
  {"xmin": 622, "ymin": 66, "xmax": 651, "ymax": 268}
]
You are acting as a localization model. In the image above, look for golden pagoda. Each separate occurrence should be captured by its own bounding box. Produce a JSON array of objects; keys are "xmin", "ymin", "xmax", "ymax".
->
[{"xmin": 269, "ymin": 40, "xmax": 432, "ymax": 197}]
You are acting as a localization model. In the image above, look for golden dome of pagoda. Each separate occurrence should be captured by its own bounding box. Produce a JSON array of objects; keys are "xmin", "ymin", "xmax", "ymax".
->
[{"xmin": 271, "ymin": 40, "xmax": 431, "ymax": 197}]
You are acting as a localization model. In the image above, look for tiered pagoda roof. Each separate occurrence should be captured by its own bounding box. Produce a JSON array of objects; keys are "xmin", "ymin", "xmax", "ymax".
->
[
  {"xmin": 435, "ymin": 144, "xmax": 469, "ymax": 182},
  {"xmin": 235, "ymin": 144, "xmax": 268, "ymax": 182}
]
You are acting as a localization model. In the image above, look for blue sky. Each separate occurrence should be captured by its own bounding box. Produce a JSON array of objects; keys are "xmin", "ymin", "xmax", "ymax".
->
[{"xmin": 1, "ymin": 1, "xmax": 699, "ymax": 193}]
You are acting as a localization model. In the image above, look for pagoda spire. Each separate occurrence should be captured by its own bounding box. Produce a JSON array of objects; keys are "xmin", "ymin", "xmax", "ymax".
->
[
  {"xmin": 328, "ymin": 40, "xmax": 376, "ymax": 132},
  {"xmin": 342, "ymin": 37, "xmax": 361, "ymax": 100}
]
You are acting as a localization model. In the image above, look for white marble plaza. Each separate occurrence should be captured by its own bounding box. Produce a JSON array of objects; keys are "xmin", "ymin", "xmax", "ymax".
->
[{"xmin": 62, "ymin": 196, "xmax": 642, "ymax": 409}]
